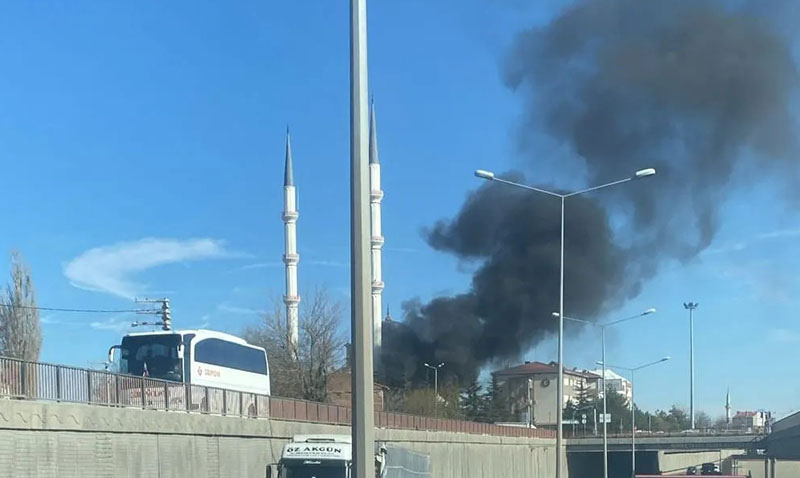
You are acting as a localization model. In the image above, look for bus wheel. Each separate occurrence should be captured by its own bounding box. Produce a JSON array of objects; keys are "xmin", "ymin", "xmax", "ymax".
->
[
  {"xmin": 200, "ymin": 398, "xmax": 208, "ymax": 413},
  {"xmin": 247, "ymin": 404, "xmax": 257, "ymax": 418}
]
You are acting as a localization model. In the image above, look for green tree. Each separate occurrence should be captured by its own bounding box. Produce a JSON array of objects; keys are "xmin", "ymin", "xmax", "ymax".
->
[
  {"xmin": 485, "ymin": 376, "xmax": 514, "ymax": 423},
  {"xmin": 460, "ymin": 380, "xmax": 488, "ymax": 422},
  {"xmin": 574, "ymin": 380, "xmax": 593, "ymax": 408}
]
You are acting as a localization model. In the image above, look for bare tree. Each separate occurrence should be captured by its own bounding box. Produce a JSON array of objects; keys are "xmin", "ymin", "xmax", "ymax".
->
[
  {"xmin": 243, "ymin": 287, "xmax": 346, "ymax": 401},
  {"xmin": 0, "ymin": 251, "xmax": 42, "ymax": 361},
  {"xmin": 696, "ymin": 411, "xmax": 713, "ymax": 430}
]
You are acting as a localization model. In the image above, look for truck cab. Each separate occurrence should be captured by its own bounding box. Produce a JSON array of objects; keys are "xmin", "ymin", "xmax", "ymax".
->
[{"xmin": 267, "ymin": 435, "xmax": 386, "ymax": 478}]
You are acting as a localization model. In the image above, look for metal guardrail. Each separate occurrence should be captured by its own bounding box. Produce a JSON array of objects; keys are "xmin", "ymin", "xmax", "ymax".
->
[{"xmin": 0, "ymin": 355, "xmax": 555, "ymax": 439}]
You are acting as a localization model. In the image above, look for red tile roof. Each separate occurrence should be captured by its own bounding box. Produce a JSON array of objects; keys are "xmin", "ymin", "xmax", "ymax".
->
[{"xmin": 493, "ymin": 361, "xmax": 600, "ymax": 379}]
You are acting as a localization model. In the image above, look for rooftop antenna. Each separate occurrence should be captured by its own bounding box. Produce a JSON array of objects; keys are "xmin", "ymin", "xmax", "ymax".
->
[{"xmin": 132, "ymin": 298, "xmax": 172, "ymax": 330}]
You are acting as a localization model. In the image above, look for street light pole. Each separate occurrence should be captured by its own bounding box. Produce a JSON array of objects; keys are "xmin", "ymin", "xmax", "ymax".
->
[
  {"xmin": 475, "ymin": 167, "xmax": 656, "ymax": 478},
  {"xmin": 631, "ymin": 368, "xmax": 636, "ymax": 477},
  {"xmin": 424, "ymin": 362, "xmax": 444, "ymax": 417},
  {"xmin": 350, "ymin": 0, "xmax": 374, "ymax": 476},
  {"xmin": 601, "ymin": 327, "xmax": 608, "ymax": 477},
  {"xmin": 598, "ymin": 357, "xmax": 671, "ymax": 478},
  {"xmin": 558, "ymin": 195, "xmax": 565, "ymax": 476},
  {"xmin": 684, "ymin": 302, "xmax": 699, "ymax": 430},
  {"xmin": 555, "ymin": 308, "xmax": 656, "ymax": 478}
]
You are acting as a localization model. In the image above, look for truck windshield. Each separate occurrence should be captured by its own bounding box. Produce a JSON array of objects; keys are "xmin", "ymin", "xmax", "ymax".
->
[
  {"xmin": 120, "ymin": 334, "xmax": 182, "ymax": 381},
  {"xmin": 283, "ymin": 465, "xmax": 346, "ymax": 478}
]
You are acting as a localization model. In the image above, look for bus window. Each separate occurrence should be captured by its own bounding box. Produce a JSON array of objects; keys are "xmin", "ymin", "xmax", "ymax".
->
[
  {"xmin": 120, "ymin": 334, "xmax": 183, "ymax": 381},
  {"xmin": 194, "ymin": 338, "xmax": 268, "ymax": 375}
]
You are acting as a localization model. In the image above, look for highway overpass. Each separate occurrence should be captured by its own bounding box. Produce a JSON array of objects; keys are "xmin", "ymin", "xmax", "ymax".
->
[{"xmin": 567, "ymin": 433, "xmax": 766, "ymax": 452}]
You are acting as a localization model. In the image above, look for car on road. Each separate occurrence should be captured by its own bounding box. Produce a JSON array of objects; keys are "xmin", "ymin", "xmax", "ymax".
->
[
  {"xmin": 686, "ymin": 465, "xmax": 698, "ymax": 475},
  {"xmin": 701, "ymin": 462, "xmax": 722, "ymax": 475}
]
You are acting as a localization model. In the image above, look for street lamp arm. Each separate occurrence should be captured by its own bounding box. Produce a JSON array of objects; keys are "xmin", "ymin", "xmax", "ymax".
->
[
  {"xmin": 633, "ymin": 357, "xmax": 671, "ymax": 371},
  {"xmin": 597, "ymin": 356, "xmax": 670, "ymax": 371},
  {"xmin": 596, "ymin": 360, "xmax": 632, "ymax": 372},
  {"xmin": 563, "ymin": 177, "xmax": 632, "ymax": 198},
  {"xmin": 604, "ymin": 309, "xmax": 656, "ymax": 327},
  {"xmin": 552, "ymin": 312, "xmax": 594, "ymax": 325},
  {"xmin": 490, "ymin": 177, "xmax": 564, "ymax": 198}
]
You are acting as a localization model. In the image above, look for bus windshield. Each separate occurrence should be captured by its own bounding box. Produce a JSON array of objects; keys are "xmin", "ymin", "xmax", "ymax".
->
[
  {"xmin": 120, "ymin": 334, "xmax": 182, "ymax": 381},
  {"xmin": 283, "ymin": 464, "xmax": 346, "ymax": 478}
]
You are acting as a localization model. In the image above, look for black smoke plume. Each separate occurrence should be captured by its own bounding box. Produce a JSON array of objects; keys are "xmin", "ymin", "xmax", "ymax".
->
[{"xmin": 381, "ymin": 0, "xmax": 799, "ymax": 387}]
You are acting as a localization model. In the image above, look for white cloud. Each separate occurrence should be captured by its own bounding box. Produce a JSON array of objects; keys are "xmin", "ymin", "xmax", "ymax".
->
[
  {"xmin": 767, "ymin": 328, "xmax": 800, "ymax": 344},
  {"xmin": 233, "ymin": 262, "xmax": 284, "ymax": 272},
  {"xmin": 384, "ymin": 246, "xmax": 420, "ymax": 253},
  {"xmin": 217, "ymin": 302, "xmax": 262, "ymax": 315},
  {"xmin": 64, "ymin": 237, "xmax": 239, "ymax": 298},
  {"xmin": 189, "ymin": 314, "xmax": 212, "ymax": 329},
  {"xmin": 756, "ymin": 228, "xmax": 800, "ymax": 240},
  {"xmin": 40, "ymin": 314, "xmax": 61, "ymax": 325},
  {"xmin": 704, "ymin": 227, "xmax": 800, "ymax": 256},
  {"xmin": 90, "ymin": 316, "xmax": 133, "ymax": 334},
  {"xmin": 307, "ymin": 259, "xmax": 348, "ymax": 267}
]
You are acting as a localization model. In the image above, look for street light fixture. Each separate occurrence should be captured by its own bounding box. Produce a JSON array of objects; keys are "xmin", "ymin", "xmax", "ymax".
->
[
  {"xmin": 597, "ymin": 357, "xmax": 671, "ymax": 478},
  {"xmin": 554, "ymin": 309, "xmax": 656, "ymax": 478},
  {"xmin": 423, "ymin": 362, "xmax": 445, "ymax": 416},
  {"xmin": 476, "ymin": 167, "xmax": 656, "ymax": 478}
]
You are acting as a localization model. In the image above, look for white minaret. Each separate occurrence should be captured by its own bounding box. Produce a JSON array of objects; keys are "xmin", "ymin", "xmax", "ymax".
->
[
  {"xmin": 725, "ymin": 388, "xmax": 731, "ymax": 424},
  {"xmin": 282, "ymin": 130, "xmax": 300, "ymax": 356},
  {"xmin": 369, "ymin": 100, "xmax": 385, "ymax": 363}
]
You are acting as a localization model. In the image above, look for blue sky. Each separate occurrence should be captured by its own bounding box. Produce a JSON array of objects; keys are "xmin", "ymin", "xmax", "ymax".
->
[{"xmin": 0, "ymin": 1, "xmax": 798, "ymax": 419}]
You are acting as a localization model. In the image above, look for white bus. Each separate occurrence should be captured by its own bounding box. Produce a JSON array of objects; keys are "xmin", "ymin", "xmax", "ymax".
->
[{"xmin": 109, "ymin": 329, "xmax": 270, "ymax": 407}]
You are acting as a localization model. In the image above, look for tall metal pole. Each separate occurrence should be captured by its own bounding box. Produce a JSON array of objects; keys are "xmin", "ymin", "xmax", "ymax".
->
[
  {"xmin": 434, "ymin": 367, "xmax": 438, "ymax": 416},
  {"xmin": 690, "ymin": 306, "xmax": 695, "ymax": 430},
  {"xmin": 557, "ymin": 197, "xmax": 565, "ymax": 478},
  {"xmin": 602, "ymin": 327, "xmax": 608, "ymax": 478},
  {"xmin": 631, "ymin": 369, "xmax": 636, "ymax": 478},
  {"xmin": 684, "ymin": 302, "xmax": 698, "ymax": 430},
  {"xmin": 350, "ymin": 0, "xmax": 374, "ymax": 476}
]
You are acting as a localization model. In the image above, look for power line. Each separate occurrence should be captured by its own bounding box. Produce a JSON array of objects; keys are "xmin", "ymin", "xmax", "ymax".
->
[{"xmin": 0, "ymin": 304, "xmax": 155, "ymax": 314}]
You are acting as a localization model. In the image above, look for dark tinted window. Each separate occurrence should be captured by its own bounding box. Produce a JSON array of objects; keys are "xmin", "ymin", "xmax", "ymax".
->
[
  {"xmin": 194, "ymin": 338, "xmax": 268, "ymax": 375},
  {"xmin": 120, "ymin": 334, "xmax": 182, "ymax": 381}
]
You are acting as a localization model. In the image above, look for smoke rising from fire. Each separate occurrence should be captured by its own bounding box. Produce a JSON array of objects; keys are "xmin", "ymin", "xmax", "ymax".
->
[{"xmin": 382, "ymin": 0, "xmax": 799, "ymax": 386}]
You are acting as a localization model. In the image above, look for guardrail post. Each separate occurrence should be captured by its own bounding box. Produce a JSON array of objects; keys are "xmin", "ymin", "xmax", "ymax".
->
[
  {"xmin": 164, "ymin": 382, "xmax": 169, "ymax": 410},
  {"xmin": 87, "ymin": 371, "xmax": 93, "ymax": 403},
  {"xmin": 114, "ymin": 374, "xmax": 120, "ymax": 406},
  {"xmin": 55, "ymin": 365, "xmax": 62, "ymax": 401},
  {"xmin": 20, "ymin": 361, "xmax": 27, "ymax": 398},
  {"xmin": 239, "ymin": 392, "xmax": 243, "ymax": 416},
  {"xmin": 140, "ymin": 377, "xmax": 146, "ymax": 409},
  {"xmin": 222, "ymin": 389, "xmax": 227, "ymax": 416},
  {"xmin": 185, "ymin": 382, "xmax": 191, "ymax": 412},
  {"xmin": 253, "ymin": 395, "xmax": 258, "ymax": 418}
]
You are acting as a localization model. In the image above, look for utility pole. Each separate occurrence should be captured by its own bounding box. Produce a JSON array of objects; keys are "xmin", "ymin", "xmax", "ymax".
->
[
  {"xmin": 684, "ymin": 302, "xmax": 699, "ymax": 430},
  {"xmin": 133, "ymin": 298, "xmax": 171, "ymax": 330},
  {"xmin": 350, "ymin": 0, "xmax": 374, "ymax": 476}
]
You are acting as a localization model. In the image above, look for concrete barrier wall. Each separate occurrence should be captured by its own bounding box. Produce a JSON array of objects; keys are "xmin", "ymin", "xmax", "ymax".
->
[
  {"xmin": 0, "ymin": 400, "xmax": 560, "ymax": 478},
  {"xmin": 724, "ymin": 457, "xmax": 800, "ymax": 478},
  {"xmin": 765, "ymin": 411, "xmax": 800, "ymax": 459},
  {"xmin": 657, "ymin": 450, "xmax": 743, "ymax": 475}
]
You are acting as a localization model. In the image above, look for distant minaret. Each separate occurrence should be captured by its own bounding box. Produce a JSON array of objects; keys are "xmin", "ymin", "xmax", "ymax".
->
[
  {"xmin": 369, "ymin": 100, "xmax": 385, "ymax": 365},
  {"xmin": 282, "ymin": 130, "xmax": 300, "ymax": 357},
  {"xmin": 725, "ymin": 388, "xmax": 731, "ymax": 424}
]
